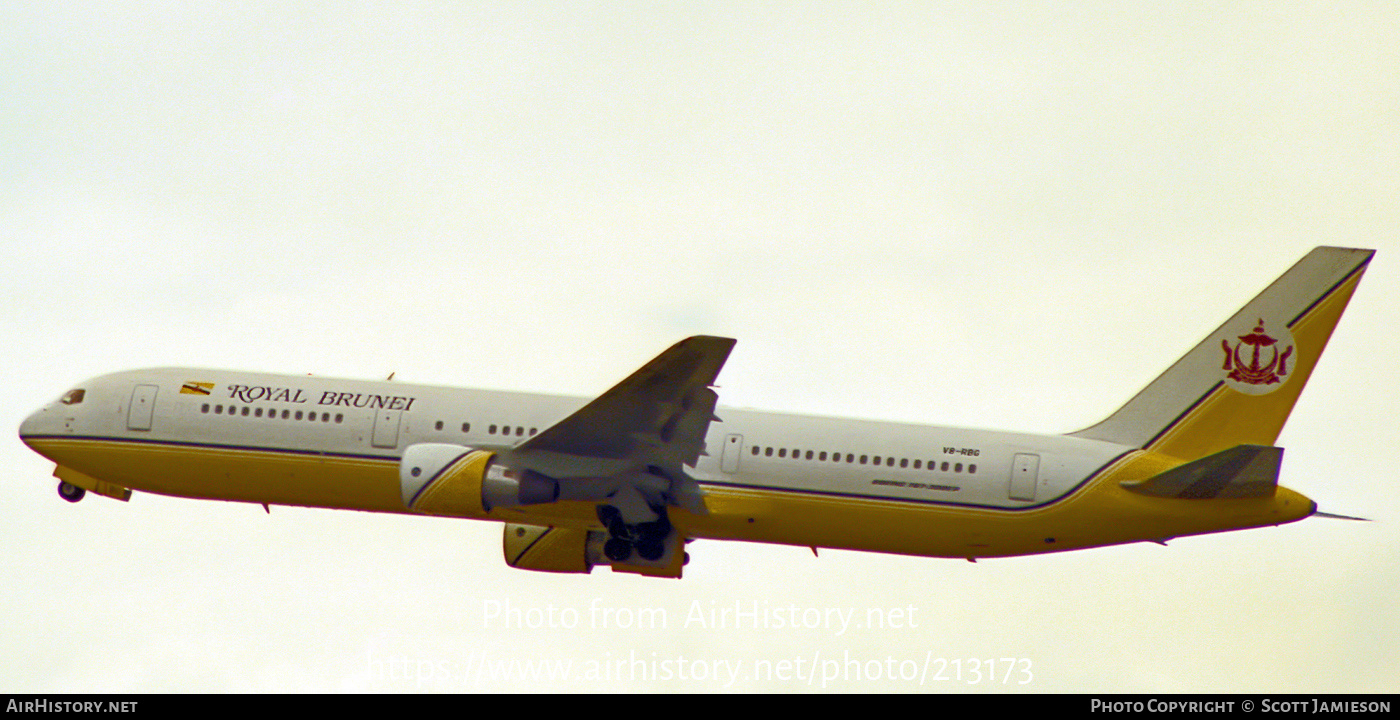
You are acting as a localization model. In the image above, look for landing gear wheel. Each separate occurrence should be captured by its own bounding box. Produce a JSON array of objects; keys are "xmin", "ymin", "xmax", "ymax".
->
[
  {"xmin": 635, "ymin": 538, "xmax": 665, "ymax": 562},
  {"xmin": 637, "ymin": 514, "xmax": 672, "ymax": 542},
  {"xmin": 596, "ymin": 505, "xmax": 634, "ymax": 541},
  {"xmin": 604, "ymin": 537, "xmax": 633, "ymax": 563},
  {"xmin": 57, "ymin": 481, "xmax": 86, "ymax": 503}
]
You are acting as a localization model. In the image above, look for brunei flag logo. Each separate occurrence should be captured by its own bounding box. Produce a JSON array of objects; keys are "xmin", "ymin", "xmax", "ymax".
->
[{"xmin": 180, "ymin": 381, "xmax": 214, "ymax": 396}]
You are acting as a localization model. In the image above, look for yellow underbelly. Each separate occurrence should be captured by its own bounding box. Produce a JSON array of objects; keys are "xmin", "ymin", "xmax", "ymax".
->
[{"xmin": 30, "ymin": 437, "xmax": 1314, "ymax": 560}]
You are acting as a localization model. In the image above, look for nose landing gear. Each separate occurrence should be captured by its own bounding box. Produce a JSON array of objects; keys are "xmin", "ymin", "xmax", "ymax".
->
[{"xmin": 57, "ymin": 481, "xmax": 86, "ymax": 503}]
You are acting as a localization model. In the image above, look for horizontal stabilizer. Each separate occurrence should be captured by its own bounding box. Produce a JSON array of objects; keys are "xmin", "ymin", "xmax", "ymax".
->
[{"xmin": 1122, "ymin": 445, "xmax": 1282, "ymax": 499}]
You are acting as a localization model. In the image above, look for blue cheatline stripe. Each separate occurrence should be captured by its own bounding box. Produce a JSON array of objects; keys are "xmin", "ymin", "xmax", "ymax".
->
[
  {"xmin": 1142, "ymin": 381, "xmax": 1224, "ymax": 451},
  {"xmin": 510, "ymin": 526, "xmax": 555, "ymax": 565},
  {"xmin": 22, "ymin": 434, "xmax": 400, "ymax": 463},
  {"xmin": 1288, "ymin": 254, "xmax": 1371, "ymax": 328},
  {"xmin": 407, "ymin": 450, "xmax": 472, "ymax": 508},
  {"xmin": 26, "ymin": 435, "xmax": 1133, "ymax": 514}
]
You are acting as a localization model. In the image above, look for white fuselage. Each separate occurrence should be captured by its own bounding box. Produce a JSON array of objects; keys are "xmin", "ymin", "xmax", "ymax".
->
[
  {"xmin": 21, "ymin": 367, "xmax": 1312, "ymax": 563},
  {"xmin": 22, "ymin": 367, "xmax": 1130, "ymax": 512}
]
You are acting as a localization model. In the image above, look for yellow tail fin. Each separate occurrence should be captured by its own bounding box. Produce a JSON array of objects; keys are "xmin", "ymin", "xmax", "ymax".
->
[{"xmin": 1071, "ymin": 247, "xmax": 1373, "ymax": 461}]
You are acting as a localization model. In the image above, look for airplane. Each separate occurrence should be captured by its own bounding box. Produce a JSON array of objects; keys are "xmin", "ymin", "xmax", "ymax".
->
[{"xmin": 18, "ymin": 246, "xmax": 1373, "ymax": 579}]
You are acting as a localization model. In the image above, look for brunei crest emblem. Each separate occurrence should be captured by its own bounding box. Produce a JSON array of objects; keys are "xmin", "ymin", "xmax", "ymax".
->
[{"xmin": 1221, "ymin": 318, "xmax": 1296, "ymax": 395}]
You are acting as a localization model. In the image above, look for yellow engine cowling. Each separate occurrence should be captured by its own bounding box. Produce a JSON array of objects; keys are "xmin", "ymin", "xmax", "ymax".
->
[
  {"xmin": 503, "ymin": 524, "xmax": 595, "ymax": 573},
  {"xmin": 503, "ymin": 523, "xmax": 688, "ymax": 578},
  {"xmin": 399, "ymin": 443, "xmax": 559, "ymax": 517}
]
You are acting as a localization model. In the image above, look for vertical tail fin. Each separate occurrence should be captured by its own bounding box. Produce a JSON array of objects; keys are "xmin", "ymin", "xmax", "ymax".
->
[{"xmin": 1070, "ymin": 247, "xmax": 1373, "ymax": 461}]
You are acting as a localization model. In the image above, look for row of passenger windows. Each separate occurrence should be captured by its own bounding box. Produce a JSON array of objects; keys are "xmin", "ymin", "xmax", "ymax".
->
[
  {"xmin": 202, "ymin": 404, "xmax": 344, "ymax": 424},
  {"xmin": 430, "ymin": 420, "xmax": 538, "ymax": 437},
  {"xmin": 198, "ymin": 403, "xmax": 967, "ymax": 470},
  {"xmin": 749, "ymin": 445, "xmax": 977, "ymax": 474},
  {"xmin": 199, "ymin": 404, "xmax": 539, "ymax": 439}
]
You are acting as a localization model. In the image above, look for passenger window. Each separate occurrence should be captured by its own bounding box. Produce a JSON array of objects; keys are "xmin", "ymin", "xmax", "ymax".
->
[
  {"xmin": 913, "ymin": 460, "xmax": 921, "ymax": 469},
  {"xmin": 778, "ymin": 448, "xmax": 787, "ymax": 458},
  {"xmin": 765, "ymin": 447, "xmax": 773, "ymax": 457},
  {"xmin": 254, "ymin": 407, "xmax": 263, "ymax": 418},
  {"xmin": 201, "ymin": 404, "xmax": 209, "ymax": 413},
  {"xmin": 489, "ymin": 424, "xmax": 497, "ymax": 434},
  {"xmin": 435, "ymin": 421, "xmax": 444, "ymax": 430},
  {"xmin": 751, "ymin": 446, "xmax": 759, "ymax": 456},
  {"xmin": 859, "ymin": 455, "xmax": 868, "ymax": 465},
  {"xmin": 462, "ymin": 423, "xmax": 471, "ymax": 433},
  {"xmin": 900, "ymin": 459, "xmax": 908, "ymax": 468},
  {"xmin": 941, "ymin": 462, "xmax": 949, "ymax": 471},
  {"xmin": 529, "ymin": 428, "xmax": 537, "ymax": 435},
  {"xmin": 969, "ymin": 464, "xmax": 977, "ymax": 474},
  {"xmin": 955, "ymin": 463, "xmax": 963, "ymax": 473},
  {"xmin": 295, "ymin": 411, "xmax": 303, "ymax": 420},
  {"xmin": 872, "ymin": 457, "xmax": 881, "ymax": 466},
  {"xmin": 335, "ymin": 414, "xmax": 344, "ymax": 424},
  {"xmin": 818, "ymin": 451, "xmax": 827, "ymax": 461},
  {"xmin": 805, "ymin": 450, "xmax": 813, "ymax": 460},
  {"xmin": 282, "ymin": 409, "xmax": 290, "ymax": 419},
  {"xmin": 215, "ymin": 405, "xmax": 223, "ymax": 414},
  {"xmin": 846, "ymin": 454, "xmax": 854, "ymax": 463},
  {"xmin": 516, "ymin": 427, "xmax": 524, "ymax": 436}
]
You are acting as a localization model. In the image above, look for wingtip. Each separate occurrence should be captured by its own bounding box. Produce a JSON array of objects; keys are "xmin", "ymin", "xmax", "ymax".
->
[{"xmin": 685, "ymin": 335, "xmax": 737, "ymax": 346}]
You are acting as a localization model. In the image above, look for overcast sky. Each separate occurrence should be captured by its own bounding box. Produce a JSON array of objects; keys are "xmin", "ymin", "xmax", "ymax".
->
[{"xmin": 2, "ymin": 3, "xmax": 1397, "ymax": 692}]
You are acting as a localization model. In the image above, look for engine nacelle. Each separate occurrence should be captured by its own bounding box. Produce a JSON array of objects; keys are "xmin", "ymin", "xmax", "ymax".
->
[
  {"xmin": 400, "ymin": 443, "xmax": 559, "ymax": 517},
  {"xmin": 503, "ymin": 524, "xmax": 596, "ymax": 574},
  {"xmin": 503, "ymin": 523, "xmax": 688, "ymax": 578}
]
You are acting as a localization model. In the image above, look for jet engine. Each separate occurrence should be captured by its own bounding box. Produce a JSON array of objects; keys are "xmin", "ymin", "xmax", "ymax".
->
[{"xmin": 400, "ymin": 443, "xmax": 559, "ymax": 517}]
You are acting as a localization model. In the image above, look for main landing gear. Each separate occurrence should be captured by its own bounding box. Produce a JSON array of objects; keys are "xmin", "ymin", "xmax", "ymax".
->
[
  {"xmin": 57, "ymin": 481, "xmax": 86, "ymax": 503},
  {"xmin": 596, "ymin": 504, "xmax": 671, "ymax": 563}
]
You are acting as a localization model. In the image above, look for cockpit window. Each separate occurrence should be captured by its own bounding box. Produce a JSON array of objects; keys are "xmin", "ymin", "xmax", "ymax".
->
[{"xmin": 60, "ymin": 389, "xmax": 86, "ymax": 405}]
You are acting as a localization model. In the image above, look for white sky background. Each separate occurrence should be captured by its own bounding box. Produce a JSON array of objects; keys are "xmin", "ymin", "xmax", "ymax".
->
[{"xmin": 2, "ymin": 3, "xmax": 1397, "ymax": 692}]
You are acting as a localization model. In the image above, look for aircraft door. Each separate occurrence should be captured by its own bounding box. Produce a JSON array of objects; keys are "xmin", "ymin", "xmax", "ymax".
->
[
  {"xmin": 372, "ymin": 410, "xmax": 401, "ymax": 449},
  {"xmin": 721, "ymin": 433, "xmax": 743, "ymax": 473},
  {"xmin": 127, "ymin": 384, "xmax": 158, "ymax": 431},
  {"xmin": 1009, "ymin": 453, "xmax": 1039, "ymax": 501}
]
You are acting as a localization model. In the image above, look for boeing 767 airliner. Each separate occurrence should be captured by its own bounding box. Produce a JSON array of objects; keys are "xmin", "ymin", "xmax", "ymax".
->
[{"xmin": 19, "ymin": 247, "xmax": 1372, "ymax": 578}]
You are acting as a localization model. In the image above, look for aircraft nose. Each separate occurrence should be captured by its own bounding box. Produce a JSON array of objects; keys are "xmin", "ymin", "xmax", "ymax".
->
[{"xmin": 19, "ymin": 406, "xmax": 50, "ymax": 448}]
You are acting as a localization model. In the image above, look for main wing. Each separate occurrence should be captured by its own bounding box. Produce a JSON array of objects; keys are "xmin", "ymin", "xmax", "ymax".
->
[
  {"xmin": 515, "ymin": 335, "xmax": 735, "ymax": 469},
  {"xmin": 401, "ymin": 336, "xmax": 736, "ymax": 571}
]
